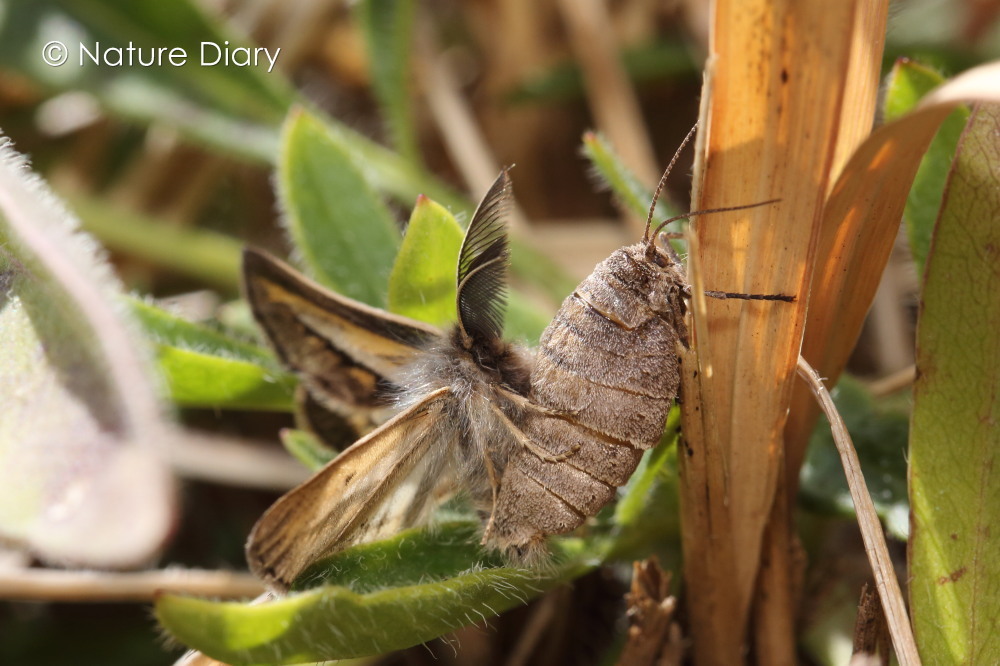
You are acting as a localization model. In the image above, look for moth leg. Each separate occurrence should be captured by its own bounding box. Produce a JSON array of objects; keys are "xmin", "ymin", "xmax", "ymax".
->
[
  {"xmin": 481, "ymin": 449, "xmax": 501, "ymax": 540},
  {"xmin": 502, "ymin": 389, "xmax": 579, "ymax": 419},
  {"xmin": 488, "ymin": 402, "xmax": 581, "ymax": 463}
]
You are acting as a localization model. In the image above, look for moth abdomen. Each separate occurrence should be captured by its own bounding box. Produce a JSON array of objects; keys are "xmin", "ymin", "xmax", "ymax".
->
[{"xmin": 486, "ymin": 243, "xmax": 684, "ymax": 555}]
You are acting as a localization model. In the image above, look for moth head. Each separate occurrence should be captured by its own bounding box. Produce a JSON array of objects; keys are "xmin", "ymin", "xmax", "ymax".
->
[{"xmin": 644, "ymin": 234, "xmax": 681, "ymax": 269}]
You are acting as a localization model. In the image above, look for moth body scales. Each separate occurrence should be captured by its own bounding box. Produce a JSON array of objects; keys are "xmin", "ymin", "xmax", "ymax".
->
[{"xmin": 487, "ymin": 242, "xmax": 686, "ymax": 554}]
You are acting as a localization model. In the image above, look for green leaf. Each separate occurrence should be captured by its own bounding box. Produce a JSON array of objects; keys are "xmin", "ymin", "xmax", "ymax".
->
[
  {"xmin": 883, "ymin": 59, "xmax": 970, "ymax": 275},
  {"xmin": 156, "ymin": 522, "xmax": 596, "ymax": 664},
  {"xmin": 355, "ymin": 0, "xmax": 420, "ymax": 165},
  {"xmin": 909, "ymin": 103, "xmax": 1000, "ymax": 665},
  {"xmin": 388, "ymin": 195, "xmax": 463, "ymax": 326},
  {"xmin": 154, "ymin": 346, "xmax": 294, "ymax": 411},
  {"xmin": 387, "ymin": 194, "xmax": 550, "ymax": 341},
  {"xmin": 280, "ymin": 428, "xmax": 335, "ymax": 471},
  {"xmin": 798, "ymin": 376, "xmax": 909, "ymax": 539},
  {"xmin": 129, "ymin": 299, "xmax": 296, "ymax": 410},
  {"xmin": 581, "ymin": 131, "xmax": 678, "ymax": 221},
  {"xmin": 129, "ymin": 299, "xmax": 277, "ymax": 367},
  {"xmin": 279, "ymin": 109, "xmax": 400, "ymax": 307}
]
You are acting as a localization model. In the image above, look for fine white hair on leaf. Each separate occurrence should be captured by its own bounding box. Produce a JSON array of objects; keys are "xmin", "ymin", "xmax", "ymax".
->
[
  {"xmin": 0, "ymin": 137, "xmax": 166, "ymax": 435},
  {"xmin": 0, "ymin": 136, "xmax": 176, "ymax": 568}
]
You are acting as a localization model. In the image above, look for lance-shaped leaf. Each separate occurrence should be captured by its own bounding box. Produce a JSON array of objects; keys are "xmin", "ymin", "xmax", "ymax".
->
[
  {"xmin": 0, "ymin": 141, "xmax": 175, "ymax": 567},
  {"xmin": 278, "ymin": 109, "xmax": 400, "ymax": 307},
  {"xmin": 157, "ymin": 522, "xmax": 595, "ymax": 664},
  {"xmin": 786, "ymin": 61, "xmax": 1000, "ymax": 482},
  {"xmin": 910, "ymin": 103, "xmax": 1000, "ymax": 665},
  {"xmin": 355, "ymin": 0, "xmax": 420, "ymax": 165}
]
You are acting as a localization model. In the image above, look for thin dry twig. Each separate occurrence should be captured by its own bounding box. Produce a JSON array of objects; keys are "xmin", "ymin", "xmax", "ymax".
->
[
  {"xmin": 616, "ymin": 558, "xmax": 681, "ymax": 666},
  {"xmin": 0, "ymin": 567, "xmax": 263, "ymax": 602},
  {"xmin": 796, "ymin": 355, "xmax": 920, "ymax": 666},
  {"xmin": 169, "ymin": 432, "xmax": 309, "ymax": 491},
  {"xmin": 866, "ymin": 364, "xmax": 917, "ymax": 397}
]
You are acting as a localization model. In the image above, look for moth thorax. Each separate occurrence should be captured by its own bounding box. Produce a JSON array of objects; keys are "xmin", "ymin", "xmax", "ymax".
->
[{"xmin": 448, "ymin": 327, "xmax": 531, "ymax": 397}]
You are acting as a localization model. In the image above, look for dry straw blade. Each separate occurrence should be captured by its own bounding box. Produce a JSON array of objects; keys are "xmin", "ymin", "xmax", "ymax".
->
[
  {"xmin": 682, "ymin": 1, "xmax": 870, "ymax": 661},
  {"xmin": 680, "ymin": 0, "xmax": 1000, "ymax": 662}
]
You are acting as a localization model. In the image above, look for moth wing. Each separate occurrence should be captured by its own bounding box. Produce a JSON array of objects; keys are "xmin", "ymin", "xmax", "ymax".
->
[
  {"xmin": 247, "ymin": 387, "xmax": 453, "ymax": 591},
  {"xmin": 243, "ymin": 249, "xmax": 444, "ymax": 436}
]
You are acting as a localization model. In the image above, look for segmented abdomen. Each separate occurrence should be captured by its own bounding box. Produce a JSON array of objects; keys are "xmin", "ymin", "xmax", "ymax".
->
[{"xmin": 489, "ymin": 247, "xmax": 681, "ymax": 554}]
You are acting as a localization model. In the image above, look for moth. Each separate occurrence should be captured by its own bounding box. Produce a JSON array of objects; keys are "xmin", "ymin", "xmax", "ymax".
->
[{"xmin": 244, "ymin": 155, "xmax": 789, "ymax": 592}]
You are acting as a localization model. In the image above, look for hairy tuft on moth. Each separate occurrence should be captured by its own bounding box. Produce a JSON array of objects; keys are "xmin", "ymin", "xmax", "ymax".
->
[{"xmin": 243, "ymin": 129, "xmax": 793, "ymax": 592}]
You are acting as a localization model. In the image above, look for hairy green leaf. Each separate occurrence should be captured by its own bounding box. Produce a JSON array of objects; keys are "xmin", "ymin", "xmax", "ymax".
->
[
  {"xmin": 279, "ymin": 109, "xmax": 400, "ymax": 307},
  {"xmin": 130, "ymin": 299, "xmax": 295, "ymax": 410},
  {"xmin": 581, "ymin": 131, "xmax": 678, "ymax": 222},
  {"xmin": 388, "ymin": 195, "xmax": 463, "ymax": 326},
  {"xmin": 910, "ymin": 103, "xmax": 1000, "ymax": 665},
  {"xmin": 157, "ymin": 522, "xmax": 596, "ymax": 664},
  {"xmin": 0, "ymin": 142, "xmax": 174, "ymax": 567}
]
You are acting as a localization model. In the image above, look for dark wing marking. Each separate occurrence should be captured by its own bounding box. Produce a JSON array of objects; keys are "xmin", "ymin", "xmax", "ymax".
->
[
  {"xmin": 294, "ymin": 385, "xmax": 388, "ymax": 451},
  {"xmin": 246, "ymin": 387, "xmax": 453, "ymax": 592},
  {"xmin": 456, "ymin": 170, "xmax": 512, "ymax": 343},
  {"xmin": 244, "ymin": 249, "xmax": 444, "ymax": 433}
]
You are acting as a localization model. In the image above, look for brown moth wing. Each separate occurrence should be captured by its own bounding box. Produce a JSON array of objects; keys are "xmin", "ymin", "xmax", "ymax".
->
[
  {"xmin": 487, "ymin": 244, "xmax": 684, "ymax": 555},
  {"xmin": 247, "ymin": 387, "xmax": 453, "ymax": 591},
  {"xmin": 243, "ymin": 248, "xmax": 444, "ymax": 437},
  {"xmin": 295, "ymin": 386, "xmax": 379, "ymax": 451}
]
